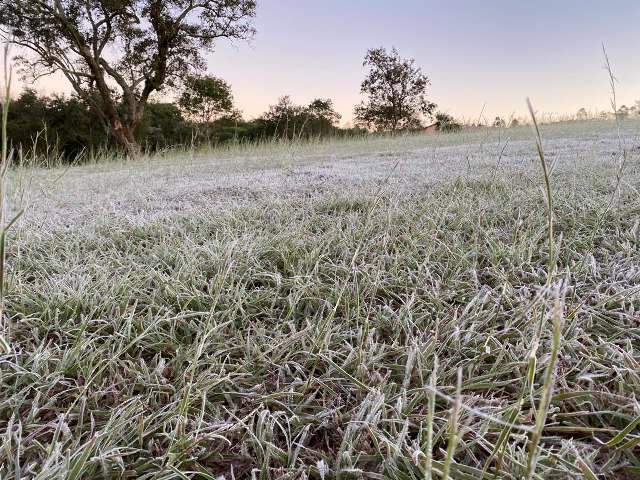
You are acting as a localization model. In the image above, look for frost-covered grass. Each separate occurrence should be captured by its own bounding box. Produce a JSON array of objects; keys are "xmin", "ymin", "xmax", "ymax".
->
[{"xmin": 1, "ymin": 120, "xmax": 640, "ymax": 479}]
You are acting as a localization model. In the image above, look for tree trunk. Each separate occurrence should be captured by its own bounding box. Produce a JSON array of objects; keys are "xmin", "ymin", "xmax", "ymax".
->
[{"xmin": 110, "ymin": 118, "xmax": 141, "ymax": 158}]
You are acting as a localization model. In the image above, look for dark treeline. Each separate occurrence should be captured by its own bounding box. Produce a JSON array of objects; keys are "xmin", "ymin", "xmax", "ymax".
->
[{"xmin": 6, "ymin": 89, "xmax": 366, "ymax": 162}]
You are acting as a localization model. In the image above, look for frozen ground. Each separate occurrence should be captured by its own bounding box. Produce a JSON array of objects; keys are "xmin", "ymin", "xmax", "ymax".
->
[
  {"xmin": 15, "ymin": 119, "xmax": 640, "ymax": 232},
  {"xmin": 2, "ymin": 119, "xmax": 640, "ymax": 479}
]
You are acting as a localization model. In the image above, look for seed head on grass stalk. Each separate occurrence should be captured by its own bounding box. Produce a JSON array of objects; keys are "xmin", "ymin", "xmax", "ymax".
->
[{"xmin": 1, "ymin": 42, "xmax": 9, "ymax": 164}]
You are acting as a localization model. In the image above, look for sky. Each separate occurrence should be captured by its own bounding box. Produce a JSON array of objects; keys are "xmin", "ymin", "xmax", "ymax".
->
[{"xmin": 11, "ymin": 0, "xmax": 640, "ymax": 125}]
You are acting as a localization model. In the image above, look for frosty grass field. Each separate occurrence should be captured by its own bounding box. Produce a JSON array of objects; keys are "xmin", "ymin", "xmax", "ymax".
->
[{"xmin": 1, "ymin": 119, "xmax": 640, "ymax": 479}]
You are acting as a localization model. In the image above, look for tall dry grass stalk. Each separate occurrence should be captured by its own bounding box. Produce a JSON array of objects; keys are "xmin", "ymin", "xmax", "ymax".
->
[
  {"xmin": 526, "ymin": 98, "xmax": 555, "ymax": 285},
  {"xmin": 602, "ymin": 44, "xmax": 629, "ymax": 209},
  {"xmin": 441, "ymin": 368, "xmax": 462, "ymax": 479},
  {"xmin": 525, "ymin": 291, "xmax": 564, "ymax": 479},
  {"xmin": 0, "ymin": 42, "xmax": 24, "ymax": 353},
  {"xmin": 523, "ymin": 98, "xmax": 565, "ymax": 479},
  {"xmin": 423, "ymin": 356, "xmax": 437, "ymax": 480},
  {"xmin": 0, "ymin": 42, "xmax": 12, "ymax": 353}
]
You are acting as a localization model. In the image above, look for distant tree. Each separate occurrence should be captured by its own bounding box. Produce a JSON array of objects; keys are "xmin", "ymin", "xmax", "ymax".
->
[
  {"xmin": 254, "ymin": 96, "xmax": 344, "ymax": 140},
  {"xmin": 5, "ymin": 89, "xmax": 48, "ymax": 147},
  {"xmin": 263, "ymin": 96, "xmax": 307, "ymax": 138},
  {"xmin": 509, "ymin": 118, "xmax": 520, "ymax": 128},
  {"xmin": 0, "ymin": 0, "xmax": 256, "ymax": 156},
  {"xmin": 617, "ymin": 105, "xmax": 630, "ymax": 119},
  {"xmin": 576, "ymin": 107, "xmax": 589, "ymax": 120},
  {"xmin": 354, "ymin": 47, "xmax": 436, "ymax": 131},
  {"xmin": 205, "ymin": 115, "xmax": 245, "ymax": 143},
  {"xmin": 179, "ymin": 75, "xmax": 235, "ymax": 124},
  {"xmin": 493, "ymin": 116, "xmax": 506, "ymax": 128},
  {"xmin": 434, "ymin": 112, "xmax": 461, "ymax": 132},
  {"xmin": 306, "ymin": 98, "xmax": 341, "ymax": 136},
  {"xmin": 308, "ymin": 98, "xmax": 341, "ymax": 125}
]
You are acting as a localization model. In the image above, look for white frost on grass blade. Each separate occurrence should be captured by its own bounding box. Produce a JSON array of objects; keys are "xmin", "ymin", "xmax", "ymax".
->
[
  {"xmin": 1, "ymin": 118, "xmax": 639, "ymax": 479},
  {"xmin": 11, "ymin": 119, "xmax": 640, "ymax": 233}
]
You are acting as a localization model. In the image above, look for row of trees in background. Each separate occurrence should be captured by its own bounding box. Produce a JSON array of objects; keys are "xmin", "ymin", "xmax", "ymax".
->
[
  {"xmin": 0, "ymin": 0, "xmax": 457, "ymax": 160},
  {"xmin": 2, "ymin": 2, "xmax": 635, "ymax": 162},
  {"xmin": 6, "ymin": 86, "xmax": 364, "ymax": 159},
  {"xmin": 577, "ymin": 104, "xmax": 640, "ymax": 120}
]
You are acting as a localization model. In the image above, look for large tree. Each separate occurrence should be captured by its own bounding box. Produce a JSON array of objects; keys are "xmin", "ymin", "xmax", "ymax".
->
[
  {"xmin": 354, "ymin": 47, "xmax": 436, "ymax": 132},
  {"xmin": 0, "ymin": 0, "xmax": 256, "ymax": 157}
]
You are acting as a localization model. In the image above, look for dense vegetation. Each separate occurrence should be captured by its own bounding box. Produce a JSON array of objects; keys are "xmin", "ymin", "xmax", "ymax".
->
[
  {"xmin": 4, "ymin": 89, "xmax": 365, "ymax": 162},
  {"xmin": 0, "ymin": 0, "xmax": 258, "ymax": 156}
]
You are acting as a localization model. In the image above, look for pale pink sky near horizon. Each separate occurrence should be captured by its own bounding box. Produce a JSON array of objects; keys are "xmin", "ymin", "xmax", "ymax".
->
[{"xmin": 9, "ymin": 1, "xmax": 640, "ymax": 125}]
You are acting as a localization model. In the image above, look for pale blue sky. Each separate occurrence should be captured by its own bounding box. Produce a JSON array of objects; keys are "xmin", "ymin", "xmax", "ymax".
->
[{"xmin": 15, "ymin": 1, "xmax": 640, "ymax": 124}]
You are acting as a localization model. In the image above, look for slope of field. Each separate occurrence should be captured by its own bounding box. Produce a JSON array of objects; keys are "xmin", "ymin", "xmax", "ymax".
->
[{"xmin": 2, "ymin": 120, "xmax": 640, "ymax": 479}]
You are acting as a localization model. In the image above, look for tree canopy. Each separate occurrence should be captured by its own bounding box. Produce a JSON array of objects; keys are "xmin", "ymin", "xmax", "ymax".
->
[
  {"xmin": 179, "ymin": 74, "xmax": 235, "ymax": 124},
  {"xmin": 354, "ymin": 47, "xmax": 436, "ymax": 132},
  {"xmin": 0, "ymin": 0, "xmax": 256, "ymax": 156},
  {"xmin": 259, "ymin": 96, "xmax": 343, "ymax": 139},
  {"xmin": 434, "ymin": 112, "xmax": 461, "ymax": 132}
]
